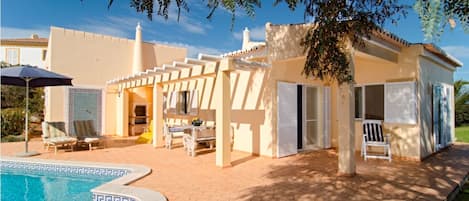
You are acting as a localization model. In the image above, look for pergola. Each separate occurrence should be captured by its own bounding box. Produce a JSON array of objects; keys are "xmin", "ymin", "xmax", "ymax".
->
[{"xmin": 107, "ymin": 54, "xmax": 271, "ymax": 167}]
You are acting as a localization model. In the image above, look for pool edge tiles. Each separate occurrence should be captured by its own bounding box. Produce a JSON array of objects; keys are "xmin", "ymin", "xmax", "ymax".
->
[{"xmin": 1, "ymin": 157, "xmax": 167, "ymax": 201}]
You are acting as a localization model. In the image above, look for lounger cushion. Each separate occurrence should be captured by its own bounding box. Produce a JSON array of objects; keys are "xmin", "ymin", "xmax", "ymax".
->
[{"xmin": 47, "ymin": 122, "xmax": 67, "ymax": 138}]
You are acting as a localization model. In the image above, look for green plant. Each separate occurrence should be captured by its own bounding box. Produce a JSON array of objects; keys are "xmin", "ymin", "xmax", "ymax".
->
[
  {"xmin": 1, "ymin": 135, "xmax": 25, "ymax": 142},
  {"xmin": 455, "ymin": 80, "xmax": 469, "ymax": 126},
  {"xmin": 1, "ymin": 108, "xmax": 25, "ymax": 137},
  {"xmin": 456, "ymin": 126, "xmax": 469, "ymax": 143}
]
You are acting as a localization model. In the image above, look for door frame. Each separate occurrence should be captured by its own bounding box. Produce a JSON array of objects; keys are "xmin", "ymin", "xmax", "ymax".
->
[
  {"xmin": 301, "ymin": 84, "xmax": 321, "ymax": 150},
  {"xmin": 65, "ymin": 86, "xmax": 105, "ymax": 135}
]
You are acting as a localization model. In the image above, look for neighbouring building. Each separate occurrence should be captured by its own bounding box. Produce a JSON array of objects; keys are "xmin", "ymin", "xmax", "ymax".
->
[{"xmin": 0, "ymin": 34, "xmax": 48, "ymax": 67}]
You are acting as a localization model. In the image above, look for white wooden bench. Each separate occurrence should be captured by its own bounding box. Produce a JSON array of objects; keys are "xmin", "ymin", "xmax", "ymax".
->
[{"xmin": 361, "ymin": 120, "xmax": 392, "ymax": 162}]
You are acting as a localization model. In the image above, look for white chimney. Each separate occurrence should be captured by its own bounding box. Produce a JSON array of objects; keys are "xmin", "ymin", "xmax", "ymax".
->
[
  {"xmin": 132, "ymin": 22, "xmax": 143, "ymax": 74},
  {"xmin": 242, "ymin": 27, "xmax": 250, "ymax": 50}
]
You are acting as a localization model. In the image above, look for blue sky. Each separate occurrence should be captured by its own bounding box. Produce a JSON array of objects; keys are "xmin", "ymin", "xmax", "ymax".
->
[{"xmin": 1, "ymin": 0, "xmax": 467, "ymax": 80}]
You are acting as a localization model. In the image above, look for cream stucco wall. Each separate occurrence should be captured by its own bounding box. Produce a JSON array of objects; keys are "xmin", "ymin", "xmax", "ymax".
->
[
  {"xmin": 354, "ymin": 45, "xmax": 422, "ymax": 159},
  {"xmin": 418, "ymin": 52, "xmax": 455, "ymax": 159},
  {"xmin": 45, "ymin": 26, "xmax": 186, "ymax": 134}
]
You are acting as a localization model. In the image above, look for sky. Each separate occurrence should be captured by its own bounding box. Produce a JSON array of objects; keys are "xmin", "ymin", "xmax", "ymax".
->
[{"xmin": 1, "ymin": 0, "xmax": 468, "ymax": 80}]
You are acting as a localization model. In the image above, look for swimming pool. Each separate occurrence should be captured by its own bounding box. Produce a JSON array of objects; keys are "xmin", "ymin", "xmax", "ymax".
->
[
  {"xmin": 0, "ymin": 157, "xmax": 167, "ymax": 201},
  {"xmin": 1, "ymin": 167, "xmax": 118, "ymax": 200}
]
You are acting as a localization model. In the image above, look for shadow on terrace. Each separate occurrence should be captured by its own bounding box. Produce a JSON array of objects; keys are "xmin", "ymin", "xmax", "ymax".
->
[{"xmin": 237, "ymin": 144, "xmax": 469, "ymax": 201}]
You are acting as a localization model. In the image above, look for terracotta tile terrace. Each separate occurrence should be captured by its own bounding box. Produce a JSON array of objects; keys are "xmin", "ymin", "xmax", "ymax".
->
[{"xmin": 2, "ymin": 138, "xmax": 468, "ymax": 201}]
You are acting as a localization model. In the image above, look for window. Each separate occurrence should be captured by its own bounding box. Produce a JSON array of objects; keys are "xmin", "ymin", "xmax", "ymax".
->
[
  {"xmin": 365, "ymin": 85, "xmax": 384, "ymax": 120},
  {"xmin": 6, "ymin": 48, "xmax": 19, "ymax": 65},
  {"xmin": 42, "ymin": 50, "xmax": 47, "ymax": 61},
  {"xmin": 356, "ymin": 82, "xmax": 417, "ymax": 124},
  {"xmin": 354, "ymin": 87, "xmax": 363, "ymax": 118},
  {"xmin": 384, "ymin": 82, "xmax": 416, "ymax": 124},
  {"xmin": 177, "ymin": 91, "xmax": 190, "ymax": 115},
  {"xmin": 168, "ymin": 90, "xmax": 198, "ymax": 115}
]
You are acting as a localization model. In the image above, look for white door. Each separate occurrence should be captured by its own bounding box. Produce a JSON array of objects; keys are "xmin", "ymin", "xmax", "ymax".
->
[
  {"xmin": 433, "ymin": 83, "xmax": 453, "ymax": 151},
  {"xmin": 277, "ymin": 82, "xmax": 298, "ymax": 157}
]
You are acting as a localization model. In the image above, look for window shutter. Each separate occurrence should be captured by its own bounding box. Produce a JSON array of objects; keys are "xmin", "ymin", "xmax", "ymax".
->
[
  {"xmin": 189, "ymin": 90, "xmax": 198, "ymax": 115},
  {"xmin": 384, "ymin": 82, "xmax": 417, "ymax": 124},
  {"xmin": 323, "ymin": 86, "xmax": 331, "ymax": 148},
  {"xmin": 168, "ymin": 91, "xmax": 178, "ymax": 114}
]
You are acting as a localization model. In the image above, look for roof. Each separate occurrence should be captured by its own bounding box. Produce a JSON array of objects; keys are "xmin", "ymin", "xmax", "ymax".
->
[
  {"xmin": 1, "ymin": 37, "xmax": 49, "ymax": 47},
  {"xmin": 221, "ymin": 44, "xmax": 266, "ymax": 57},
  {"xmin": 419, "ymin": 43, "xmax": 463, "ymax": 67},
  {"xmin": 257, "ymin": 22, "xmax": 462, "ymax": 68}
]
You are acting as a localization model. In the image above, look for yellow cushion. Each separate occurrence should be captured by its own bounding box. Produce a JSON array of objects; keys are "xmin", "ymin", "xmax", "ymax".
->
[
  {"xmin": 136, "ymin": 131, "xmax": 152, "ymax": 144},
  {"xmin": 136, "ymin": 120, "xmax": 153, "ymax": 144}
]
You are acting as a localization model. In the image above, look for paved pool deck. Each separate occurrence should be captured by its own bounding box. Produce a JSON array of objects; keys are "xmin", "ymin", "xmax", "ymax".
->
[{"xmin": 2, "ymin": 139, "xmax": 468, "ymax": 201}]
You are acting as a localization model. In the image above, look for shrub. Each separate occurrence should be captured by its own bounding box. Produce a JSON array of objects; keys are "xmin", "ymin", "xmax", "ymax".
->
[
  {"xmin": 1, "ymin": 108, "xmax": 25, "ymax": 137},
  {"xmin": 1, "ymin": 135, "xmax": 25, "ymax": 142}
]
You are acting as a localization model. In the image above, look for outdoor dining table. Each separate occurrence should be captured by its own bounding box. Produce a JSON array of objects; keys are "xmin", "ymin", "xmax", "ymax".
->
[{"xmin": 166, "ymin": 125, "xmax": 216, "ymax": 150}]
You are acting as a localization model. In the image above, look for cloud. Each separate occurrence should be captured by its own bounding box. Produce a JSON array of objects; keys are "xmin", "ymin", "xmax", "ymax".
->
[
  {"xmin": 76, "ymin": 16, "xmax": 143, "ymax": 38},
  {"xmin": 153, "ymin": 8, "xmax": 211, "ymax": 35},
  {"xmin": 151, "ymin": 40, "xmax": 225, "ymax": 58},
  {"xmin": 1, "ymin": 27, "xmax": 50, "ymax": 39},
  {"xmin": 442, "ymin": 46, "xmax": 469, "ymax": 59},
  {"xmin": 233, "ymin": 26, "xmax": 265, "ymax": 41}
]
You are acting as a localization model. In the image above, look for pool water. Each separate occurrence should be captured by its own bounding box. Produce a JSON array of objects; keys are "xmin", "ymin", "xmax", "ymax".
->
[{"xmin": 1, "ymin": 168, "xmax": 118, "ymax": 201}]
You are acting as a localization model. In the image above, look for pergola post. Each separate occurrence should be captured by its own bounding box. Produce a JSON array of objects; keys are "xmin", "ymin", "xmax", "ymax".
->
[
  {"xmin": 153, "ymin": 82, "xmax": 164, "ymax": 148},
  {"xmin": 215, "ymin": 59, "xmax": 232, "ymax": 167},
  {"xmin": 337, "ymin": 44, "xmax": 356, "ymax": 176},
  {"xmin": 117, "ymin": 86, "xmax": 129, "ymax": 137}
]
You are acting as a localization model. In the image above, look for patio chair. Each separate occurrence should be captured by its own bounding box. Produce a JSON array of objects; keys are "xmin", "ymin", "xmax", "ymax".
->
[
  {"xmin": 361, "ymin": 120, "xmax": 392, "ymax": 162},
  {"xmin": 41, "ymin": 121, "xmax": 77, "ymax": 154},
  {"xmin": 73, "ymin": 120, "xmax": 103, "ymax": 151},
  {"xmin": 164, "ymin": 124, "xmax": 186, "ymax": 149}
]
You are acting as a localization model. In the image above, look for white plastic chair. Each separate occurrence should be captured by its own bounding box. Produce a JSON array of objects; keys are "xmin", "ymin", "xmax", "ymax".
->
[{"xmin": 361, "ymin": 120, "xmax": 392, "ymax": 162}]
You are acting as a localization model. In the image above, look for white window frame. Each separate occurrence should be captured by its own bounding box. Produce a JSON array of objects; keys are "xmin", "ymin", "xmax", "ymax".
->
[
  {"xmin": 5, "ymin": 48, "xmax": 19, "ymax": 65},
  {"xmin": 356, "ymin": 81, "xmax": 417, "ymax": 125},
  {"xmin": 354, "ymin": 85, "xmax": 365, "ymax": 120},
  {"xmin": 384, "ymin": 81, "xmax": 417, "ymax": 125}
]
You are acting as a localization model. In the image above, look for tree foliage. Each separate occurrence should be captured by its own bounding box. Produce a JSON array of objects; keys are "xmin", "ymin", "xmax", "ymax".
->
[
  {"xmin": 414, "ymin": 0, "xmax": 469, "ymax": 41},
  {"xmin": 107, "ymin": 0, "xmax": 260, "ymax": 27},
  {"xmin": 276, "ymin": 0, "xmax": 408, "ymax": 84},
  {"xmin": 455, "ymin": 80, "xmax": 469, "ymax": 126}
]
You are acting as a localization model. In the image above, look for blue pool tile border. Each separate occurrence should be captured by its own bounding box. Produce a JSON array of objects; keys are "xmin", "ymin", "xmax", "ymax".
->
[
  {"xmin": 0, "ymin": 160, "xmax": 129, "ymax": 177},
  {"xmin": 93, "ymin": 193, "xmax": 136, "ymax": 201}
]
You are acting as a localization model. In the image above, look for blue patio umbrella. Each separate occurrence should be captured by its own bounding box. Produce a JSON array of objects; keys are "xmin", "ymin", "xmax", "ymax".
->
[{"xmin": 1, "ymin": 65, "xmax": 73, "ymax": 157}]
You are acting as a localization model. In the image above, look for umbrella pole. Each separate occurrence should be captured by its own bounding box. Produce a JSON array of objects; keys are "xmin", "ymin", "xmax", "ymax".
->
[{"xmin": 25, "ymin": 78, "xmax": 30, "ymax": 153}]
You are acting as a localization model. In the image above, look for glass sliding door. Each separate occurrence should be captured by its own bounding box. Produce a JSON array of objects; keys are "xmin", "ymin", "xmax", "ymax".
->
[
  {"xmin": 303, "ymin": 86, "xmax": 320, "ymax": 149},
  {"xmin": 68, "ymin": 88, "xmax": 102, "ymax": 135}
]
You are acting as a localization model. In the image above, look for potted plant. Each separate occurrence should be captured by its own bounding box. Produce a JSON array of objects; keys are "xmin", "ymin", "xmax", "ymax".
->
[{"xmin": 191, "ymin": 117, "xmax": 203, "ymax": 126}]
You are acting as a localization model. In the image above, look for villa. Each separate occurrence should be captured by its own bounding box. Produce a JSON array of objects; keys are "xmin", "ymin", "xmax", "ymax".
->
[{"xmin": 37, "ymin": 22, "xmax": 462, "ymax": 171}]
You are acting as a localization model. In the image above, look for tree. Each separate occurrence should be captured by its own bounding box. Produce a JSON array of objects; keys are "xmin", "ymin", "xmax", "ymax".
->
[
  {"xmin": 414, "ymin": 0, "xmax": 469, "ymax": 41},
  {"xmin": 455, "ymin": 80, "xmax": 469, "ymax": 126}
]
